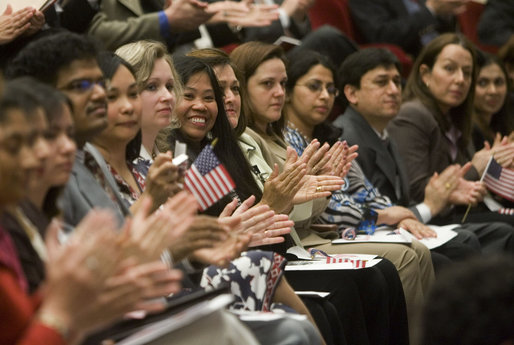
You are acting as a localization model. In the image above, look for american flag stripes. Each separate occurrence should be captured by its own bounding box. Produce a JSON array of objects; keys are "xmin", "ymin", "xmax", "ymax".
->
[
  {"xmin": 484, "ymin": 157, "xmax": 514, "ymax": 202},
  {"xmin": 184, "ymin": 145, "xmax": 235, "ymax": 211},
  {"xmin": 326, "ymin": 257, "xmax": 369, "ymax": 268}
]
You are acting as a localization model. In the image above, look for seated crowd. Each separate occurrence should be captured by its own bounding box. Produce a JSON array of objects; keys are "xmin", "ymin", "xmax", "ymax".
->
[{"xmin": 1, "ymin": 1, "xmax": 514, "ymax": 345}]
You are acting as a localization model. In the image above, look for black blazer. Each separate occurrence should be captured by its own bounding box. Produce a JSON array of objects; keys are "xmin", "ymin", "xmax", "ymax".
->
[{"xmin": 348, "ymin": 0, "xmax": 454, "ymax": 55}]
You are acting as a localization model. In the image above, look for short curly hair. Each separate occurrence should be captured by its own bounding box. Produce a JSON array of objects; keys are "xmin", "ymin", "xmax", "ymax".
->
[{"xmin": 5, "ymin": 31, "xmax": 100, "ymax": 86}]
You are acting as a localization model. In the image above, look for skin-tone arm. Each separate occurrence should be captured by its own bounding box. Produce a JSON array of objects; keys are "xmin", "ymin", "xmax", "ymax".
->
[
  {"xmin": 317, "ymin": 141, "xmax": 358, "ymax": 178},
  {"xmin": 120, "ymin": 193, "xmax": 197, "ymax": 263},
  {"xmin": 207, "ymin": 1, "xmax": 279, "ymax": 27},
  {"xmin": 280, "ymin": 0, "xmax": 315, "ymax": 22},
  {"xmin": 163, "ymin": 0, "xmax": 213, "ymax": 32},
  {"xmin": 0, "ymin": 5, "xmax": 33, "ymax": 44},
  {"xmin": 169, "ymin": 215, "xmax": 230, "ymax": 262},
  {"xmin": 130, "ymin": 152, "xmax": 182, "ymax": 214},
  {"xmin": 377, "ymin": 206, "xmax": 437, "ymax": 239},
  {"xmin": 190, "ymin": 215, "xmax": 252, "ymax": 268},
  {"xmin": 469, "ymin": 138, "xmax": 514, "ymax": 175},
  {"xmin": 259, "ymin": 149, "xmax": 307, "ymax": 213},
  {"xmin": 220, "ymin": 196, "xmax": 293, "ymax": 247},
  {"xmin": 425, "ymin": 0, "xmax": 469, "ymax": 16},
  {"xmin": 423, "ymin": 163, "xmax": 471, "ymax": 215},
  {"xmin": 447, "ymin": 178, "xmax": 486, "ymax": 206},
  {"xmin": 259, "ymin": 146, "xmax": 344, "ymax": 213},
  {"xmin": 490, "ymin": 134, "xmax": 514, "ymax": 168},
  {"xmin": 41, "ymin": 211, "xmax": 182, "ymax": 343},
  {"xmin": 23, "ymin": 9, "xmax": 44, "ymax": 36}
]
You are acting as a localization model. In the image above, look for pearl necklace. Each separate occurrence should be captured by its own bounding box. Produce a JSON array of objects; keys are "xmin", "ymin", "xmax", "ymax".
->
[{"xmin": 287, "ymin": 120, "xmax": 312, "ymax": 143}]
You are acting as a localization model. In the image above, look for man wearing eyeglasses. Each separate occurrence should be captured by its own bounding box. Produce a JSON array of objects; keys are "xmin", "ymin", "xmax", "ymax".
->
[
  {"xmin": 6, "ymin": 31, "xmax": 128, "ymax": 227},
  {"xmin": 334, "ymin": 48, "xmax": 514, "ymax": 266}
]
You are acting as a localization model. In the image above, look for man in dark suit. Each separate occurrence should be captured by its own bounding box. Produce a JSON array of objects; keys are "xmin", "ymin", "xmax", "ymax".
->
[
  {"xmin": 333, "ymin": 47, "xmax": 514, "ymax": 257},
  {"xmin": 477, "ymin": 0, "xmax": 514, "ymax": 47},
  {"xmin": 348, "ymin": 0, "xmax": 466, "ymax": 56}
]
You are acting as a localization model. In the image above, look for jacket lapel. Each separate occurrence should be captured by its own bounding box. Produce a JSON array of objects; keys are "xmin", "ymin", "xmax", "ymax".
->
[
  {"xmin": 72, "ymin": 160, "xmax": 113, "ymax": 210},
  {"xmin": 347, "ymin": 108, "xmax": 400, "ymax": 196},
  {"xmin": 118, "ymin": 0, "xmax": 144, "ymax": 15}
]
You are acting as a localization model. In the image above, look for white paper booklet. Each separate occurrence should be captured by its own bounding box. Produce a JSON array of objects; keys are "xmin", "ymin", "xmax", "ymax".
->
[
  {"xmin": 115, "ymin": 294, "xmax": 234, "ymax": 345},
  {"xmin": 295, "ymin": 291, "xmax": 331, "ymax": 298},
  {"xmin": 332, "ymin": 227, "xmax": 412, "ymax": 245},
  {"xmin": 399, "ymin": 224, "xmax": 458, "ymax": 249},
  {"xmin": 286, "ymin": 246, "xmax": 381, "ymax": 269},
  {"xmin": 332, "ymin": 224, "xmax": 458, "ymax": 250}
]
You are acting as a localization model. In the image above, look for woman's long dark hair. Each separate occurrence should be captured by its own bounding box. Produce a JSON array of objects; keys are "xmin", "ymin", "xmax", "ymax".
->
[
  {"xmin": 403, "ymin": 33, "xmax": 477, "ymax": 151},
  {"xmin": 163, "ymin": 55, "xmax": 262, "ymax": 215},
  {"xmin": 187, "ymin": 48, "xmax": 248, "ymax": 137},
  {"xmin": 97, "ymin": 52, "xmax": 142, "ymax": 162},
  {"xmin": 473, "ymin": 50, "xmax": 513, "ymax": 145},
  {"xmin": 285, "ymin": 49, "xmax": 342, "ymax": 145}
]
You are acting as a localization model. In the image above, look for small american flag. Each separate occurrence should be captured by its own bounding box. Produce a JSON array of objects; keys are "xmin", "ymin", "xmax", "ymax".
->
[
  {"xmin": 326, "ymin": 257, "xmax": 369, "ymax": 268},
  {"xmin": 484, "ymin": 157, "xmax": 514, "ymax": 202},
  {"xmin": 184, "ymin": 144, "xmax": 235, "ymax": 211}
]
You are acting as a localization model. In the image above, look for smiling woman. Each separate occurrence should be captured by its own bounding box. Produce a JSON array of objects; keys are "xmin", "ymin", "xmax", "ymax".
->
[
  {"xmin": 472, "ymin": 50, "xmax": 514, "ymax": 150},
  {"xmin": 175, "ymin": 70, "xmax": 218, "ymax": 142},
  {"xmin": 92, "ymin": 53, "xmax": 181, "ymax": 214},
  {"xmin": 158, "ymin": 55, "xmax": 262, "ymax": 217}
]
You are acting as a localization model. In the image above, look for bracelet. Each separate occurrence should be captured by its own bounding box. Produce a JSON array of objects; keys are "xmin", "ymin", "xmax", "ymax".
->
[
  {"xmin": 37, "ymin": 311, "xmax": 70, "ymax": 340},
  {"xmin": 228, "ymin": 24, "xmax": 243, "ymax": 34}
]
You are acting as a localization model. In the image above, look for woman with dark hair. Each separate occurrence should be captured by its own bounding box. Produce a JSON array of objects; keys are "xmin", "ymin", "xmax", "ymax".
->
[
  {"xmin": 186, "ymin": 48, "xmax": 343, "ymax": 226},
  {"xmin": 231, "ymin": 42, "xmax": 438, "ymax": 344},
  {"xmin": 283, "ymin": 51, "xmax": 345, "ymax": 147},
  {"xmin": 0, "ymin": 78, "xmax": 186, "ymax": 345},
  {"xmin": 159, "ymin": 55, "xmax": 265, "ymax": 215},
  {"xmin": 0, "ymin": 79, "xmax": 75, "ymax": 293},
  {"xmin": 388, "ymin": 33, "xmax": 514, "ymax": 224},
  {"xmin": 472, "ymin": 50, "xmax": 514, "ymax": 151},
  {"xmin": 157, "ymin": 54, "xmax": 325, "ymax": 345},
  {"xmin": 472, "ymin": 51, "xmax": 514, "ymax": 207},
  {"xmin": 92, "ymin": 52, "xmax": 180, "ymax": 214},
  {"xmin": 191, "ymin": 47, "xmax": 413, "ymax": 345}
]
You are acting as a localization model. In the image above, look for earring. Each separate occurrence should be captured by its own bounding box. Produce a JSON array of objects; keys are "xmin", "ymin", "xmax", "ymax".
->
[{"xmin": 206, "ymin": 131, "xmax": 213, "ymax": 141}]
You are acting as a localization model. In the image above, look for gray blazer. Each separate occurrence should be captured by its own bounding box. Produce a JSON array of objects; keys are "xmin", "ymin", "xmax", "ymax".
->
[
  {"xmin": 334, "ymin": 106, "xmax": 411, "ymax": 207},
  {"xmin": 60, "ymin": 144, "xmax": 128, "ymax": 228}
]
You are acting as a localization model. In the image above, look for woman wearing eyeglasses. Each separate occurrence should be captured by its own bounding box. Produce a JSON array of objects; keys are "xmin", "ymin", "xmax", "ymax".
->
[
  {"xmin": 231, "ymin": 43, "xmax": 436, "ymax": 344},
  {"xmin": 283, "ymin": 53, "xmax": 340, "ymax": 153}
]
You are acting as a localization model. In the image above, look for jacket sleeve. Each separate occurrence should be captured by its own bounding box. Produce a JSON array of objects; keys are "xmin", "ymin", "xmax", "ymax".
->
[
  {"xmin": 0, "ymin": 268, "xmax": 66, "ymax": 345},
  {"xmin": 477, "ymin": 0, "xmax": 514, "ymax": 46},
  {"xmin": 348, "ymin": 0, "xmax": 436, "ymax": 52},
  {"xmin": 88, "ymin": 11, "xmax": 164, "ymax": 50},
  {"xmin": 387, "ymin": 102, "xmax": 437, "ymax": 203}
]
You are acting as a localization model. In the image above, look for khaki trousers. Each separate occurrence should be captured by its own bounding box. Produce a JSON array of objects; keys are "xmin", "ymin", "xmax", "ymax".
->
[{"xmin": 313, "ymin": 239, "xmax": 434, "ymax": 344}]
